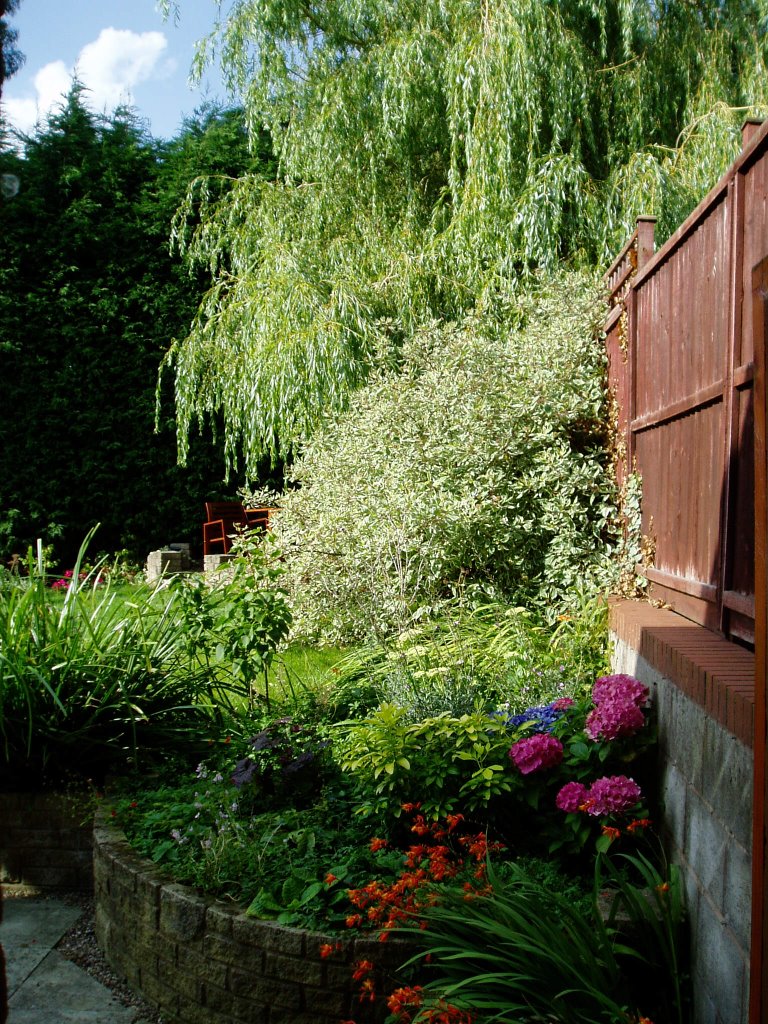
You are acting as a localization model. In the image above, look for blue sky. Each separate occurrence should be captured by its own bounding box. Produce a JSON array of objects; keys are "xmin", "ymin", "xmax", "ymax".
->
[{"xmin": 2, "ymin": 1, "xmax": 232, "ymax": 140}]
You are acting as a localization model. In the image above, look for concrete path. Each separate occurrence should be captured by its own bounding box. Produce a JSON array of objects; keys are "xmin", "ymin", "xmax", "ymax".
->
[{"xmin": 2, "ymin": 897, "xmax": 140, "ymax": 1023}]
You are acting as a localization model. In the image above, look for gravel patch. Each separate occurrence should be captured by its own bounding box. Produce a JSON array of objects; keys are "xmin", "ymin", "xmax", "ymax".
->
[{"xmin": 4, "ymin": 888, "xmax": 166, "ymax": 1024}]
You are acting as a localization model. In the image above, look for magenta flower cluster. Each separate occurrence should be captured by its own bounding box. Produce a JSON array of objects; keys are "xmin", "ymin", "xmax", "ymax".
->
[
  {"xmin": 556, "ymin": 775, "xmax": 642, "ymax": 816},
  {"xmin": 51, "ymin": 569, "xmax": 86, "ymax": 590},
  {"xmin": 585, "ymin": 673, "xmax": 649, "ymax": 741},
  {"xmin": 508, "ymin": 733, "xmax": 564, "ymax": 775}
]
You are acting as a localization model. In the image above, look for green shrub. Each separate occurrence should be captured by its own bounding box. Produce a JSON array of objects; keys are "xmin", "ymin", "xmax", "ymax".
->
[
  {"xmin": 274, "ymin": 273, "xmax": 619, "ymax": 644},
  {"xmin": 332, "ymin": 596, "xmax": 609, "ymax": 720},
  {"xmin": 335, "ymin": 674, "xmax": 656, "ymax": 855}
]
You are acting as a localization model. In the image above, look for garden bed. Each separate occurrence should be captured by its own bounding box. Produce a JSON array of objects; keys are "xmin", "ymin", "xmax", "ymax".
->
[{"xmin": 93, "ymin": 809, "xmax": 412, "ymax": 1024}]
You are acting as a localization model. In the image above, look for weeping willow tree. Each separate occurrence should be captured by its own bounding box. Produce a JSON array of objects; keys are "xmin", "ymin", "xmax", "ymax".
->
[{"xmin": 160, "ymin": 0, "xmax": 768, "ymax": 475}]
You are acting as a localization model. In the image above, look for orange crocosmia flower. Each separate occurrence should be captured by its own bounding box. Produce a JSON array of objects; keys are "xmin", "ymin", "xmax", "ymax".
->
[
  {"xmin": 358, "ymin": 977, "xmax": 376, "ymax": 1002},
  {"xmin": 656, "ymin": 882, "xmax": 670, "ymax": 893},
  {"xmin": 627, "ymin": 818, "xmax": 652, "ymax": 832},
  {"xmin": 319, "ymin": 943, "xmax": 335, "ymax": 959},
  {"xmin": 601, "ymin": 826, "xmax": 621, "ymax": 841},
  {"xmin": 352, "ymin": 959, "xmax": 374, "ymax": 980},
  {"xmin": 445, "ymin": 813, "xmax": 464, "ymax": 831},
  {"xmin": 369, "ymin": 837, "xmax": 388, "ymax": 852},
  {"xmin": 401, "ymin": 802, "xmax": 422, "ymax": 813},
  {"xmin": 324, "ymin": 873, "xmax": 337, "ymax": 885},
  {"xmin": 346, "ymin": 914, "xmax": 363, "ymax": 928}
]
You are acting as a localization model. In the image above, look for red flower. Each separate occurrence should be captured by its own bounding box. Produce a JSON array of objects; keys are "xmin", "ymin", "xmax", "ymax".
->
[
  {"xmin": 352, "ymin": 959, "xmax": 374, "ymax": 980},
  {"xmin": 319, "ymin": 943, "xmax": 335, "ymax": 959},
  {"xmin": 627, "ymin": 817, "xmax": 652, "ymax": 832},
  {"xmin": 601, "ymin": 825, "xmax": 621, "ymax": 842},
  {"xmin": 325, "ymin": 873, "xmax": 337, "ymax": 885},
  {"xmin": 369, "ymin": 837, "xmax": 388, "ymax": 852},
  {"xmin": 358, "ymin": 977, "xmax": 376, "ymax": 1002}
]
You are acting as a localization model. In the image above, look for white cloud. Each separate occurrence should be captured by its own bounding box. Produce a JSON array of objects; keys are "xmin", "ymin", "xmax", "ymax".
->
[{"xmin": 3, "ymin": 28, "xmax": 177, "ymax": 136}]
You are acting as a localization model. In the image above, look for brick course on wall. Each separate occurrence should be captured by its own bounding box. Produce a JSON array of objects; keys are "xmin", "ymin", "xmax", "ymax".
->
[
  {"xmin": 93, "ymin": 812, "xmax": 414, "ymax": 1024},
  {"xmin": 0, "ymin": 792, "xmax": 93, "ymax": 890},
  {"xmin": 610, "ymin": 599, "xmax": 754, "ymax": 1024}
]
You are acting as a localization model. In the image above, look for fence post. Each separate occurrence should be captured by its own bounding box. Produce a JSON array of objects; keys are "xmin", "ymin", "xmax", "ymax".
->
[
  {"xmin": 635, "ymin": 216, "xmax": 656, "ymax": 272},
  {"xmin": 743, "ymin": 118, "xmax": 765, "ymax": 151},
  {"xmin": 751, "ymin": 255, "xmax": 768, "ymax": 1024}
]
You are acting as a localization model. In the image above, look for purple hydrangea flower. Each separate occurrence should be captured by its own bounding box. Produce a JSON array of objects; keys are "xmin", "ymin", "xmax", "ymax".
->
[
  {"xmin": 583, "ymin": 775, "xmax": 642, "ymax": 816},
  {"xmin": 585, "ymin": 700, "xmax": 645, "ymax": 741},
  {"xmin": 592, "ymin": 674, "xmax": 649, "ymax": 707},
  {"xmin": 509, "ymin": 733, "xmax": 564, "ymax": 774},
  {"xmin": 555, "ymin": 781, "xmax": 589, "ymax": 812}
]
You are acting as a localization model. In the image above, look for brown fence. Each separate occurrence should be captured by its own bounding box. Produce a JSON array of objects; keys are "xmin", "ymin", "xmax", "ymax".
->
[{"xmin": 604, "ymin": 118, "xmax": 768, "ymax": 647}]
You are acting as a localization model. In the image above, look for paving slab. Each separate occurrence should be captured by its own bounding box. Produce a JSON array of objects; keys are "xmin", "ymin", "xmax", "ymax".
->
[
  {"xmin": 1, "ymin": 898, "xmax": 139, "ymax": 1024},
  {"xmin": 2, "ymin": 899, "xmax": 82, "ymax": 993}
]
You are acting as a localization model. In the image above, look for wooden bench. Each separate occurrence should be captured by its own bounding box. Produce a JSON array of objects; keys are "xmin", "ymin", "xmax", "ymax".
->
[{"xmin": 202, "ymin": 502, "xmax": 272, "ymax": 556}]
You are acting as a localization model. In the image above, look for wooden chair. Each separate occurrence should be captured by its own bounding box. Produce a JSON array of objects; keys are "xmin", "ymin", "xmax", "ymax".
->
[{"xmin": 203, "ymin": 502, "xmax": 273, "ymax": 556}]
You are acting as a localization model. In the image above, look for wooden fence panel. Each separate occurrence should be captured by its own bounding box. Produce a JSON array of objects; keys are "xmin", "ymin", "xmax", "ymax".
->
[{"xmin": 604, "ymin": 119, "xmax": 768, "ymax": 645}]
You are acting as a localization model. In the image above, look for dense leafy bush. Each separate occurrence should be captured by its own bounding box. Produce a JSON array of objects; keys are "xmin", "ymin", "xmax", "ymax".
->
[
  {"xmin": 275, "ymin": 274, "xmax": 618, "ymax": 643},
  {"xmin": 336, "ymin": 675, "xmax": 656, "ymax": 856}
]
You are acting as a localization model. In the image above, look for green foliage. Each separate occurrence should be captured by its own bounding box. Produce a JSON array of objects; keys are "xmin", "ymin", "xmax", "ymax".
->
[
  {"xmin": 114, "ymin": 748, "xmax": 392, "ymax": 930},
  {"xmin": 336, "ymin": 706, "xmax": 517, "ymax": 821},
  {"xmin": 0, "ymin": 532, "xmax": 245, "ymax": 787},
  {"xmin": 0, "ymin": 92, "xmax": 274, "ymax": 565},
  {"xmin": 333, "ymin": 598, "xmax": 609, "ymax": 720},
  {"xmin": 162, "ymin": 0, "xmax": 768, "ymax": 470},
  {"xmin": 275, "ymin": 274, "xmax": 617, "ymax": 643},
  {"xmin": 335, "ymin": 678, "xmax": 655, "ymax": 855},
  {"xmin": 173, "ymin": 531, "xmax": 293, "ymax": 707},
  {"xmin": 402, "ymin": 853, "xmax": 687, "ymax": 1024}
]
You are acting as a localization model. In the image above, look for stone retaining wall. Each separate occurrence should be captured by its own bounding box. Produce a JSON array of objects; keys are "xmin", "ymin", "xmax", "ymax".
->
[
  {"xmin": 609, "ymin": 599, "xmax": 754, "ymax": 1024},
  {"xmin": 0, "ymin": 792, "xmax": 93, "ymax": 890},
  {"xmin": 93, "ymin": 812, "xmax": 413, "ymax": 1024}
]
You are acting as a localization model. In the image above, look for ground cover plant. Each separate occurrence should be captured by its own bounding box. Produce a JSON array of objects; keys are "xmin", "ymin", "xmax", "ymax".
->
[
  {"xmin": 113, "ymin": 670, "xmax": 658, "ymax": 914},
  {"xmin": 112, "ymin": 659, "xmax": 688, "ymax": 1021}
]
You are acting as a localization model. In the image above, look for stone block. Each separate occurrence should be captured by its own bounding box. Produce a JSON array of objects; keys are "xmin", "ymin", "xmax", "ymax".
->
[
  {"xmin": 160, "ymin": 883, "xmax": 207, "ymax": 941},
  {"xmin": 263, "ymin": 951, "xmax": 323, "ymax": 986},
  {"xmin": 723, "ymin": 839, "xmax": 752, "ymax": 953},
  {"xmin": 658, "ymin": 760, "xmax": 687, "ymax": 844},
  {"xmin": 684, "ymin": 794, "xmax": 727, "ymax": 910},
  {"xmin": 248, "ymin": 919, "xmax": 306, "ymax": 957},
  {"xmin": 690, "ymin": 897, "xmax": 747, "ymax": 1024},
  {"xmin": 206, "ymin": 901, "xmax": 239, "ymax": 937},
  {"xmin": 204, "ymin": 932, "xmax": 246, "ymax": 968}
]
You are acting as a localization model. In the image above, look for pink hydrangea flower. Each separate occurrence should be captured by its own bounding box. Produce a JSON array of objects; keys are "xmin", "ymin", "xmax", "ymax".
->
[
  {"xmin": 585, "ymin": 700, "xmax": 645, "ymax": 741},
  {"xmin": 583, "ymin": 775, "xmax": 642, "ymax": 816},
  {"xmin": 592, "ymin": 675, "xmax": 649, "ymax": 708},
  {"xmin": 552, "ymin": 697, "xmax": 575, "ymax": 711},
  {"xmin": 508, "ymin": 733, "xmax": 563, "ymax": 775},
  {"xmin": 555, "ymin": 781, "xmax": 588, "ymax": 812}
]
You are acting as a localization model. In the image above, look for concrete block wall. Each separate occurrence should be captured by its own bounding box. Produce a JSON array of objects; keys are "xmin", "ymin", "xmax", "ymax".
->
[
  {"xmin": 0, "ymin": 792, "xmax": 93, "ymax": 890},
  {"xmin": 610, "ymin": 599, "xmax": 755, "ymax": 1024},
  {"xmin": 93, "ymin": 812, "xmax": 413, "ymax": 1024}
]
